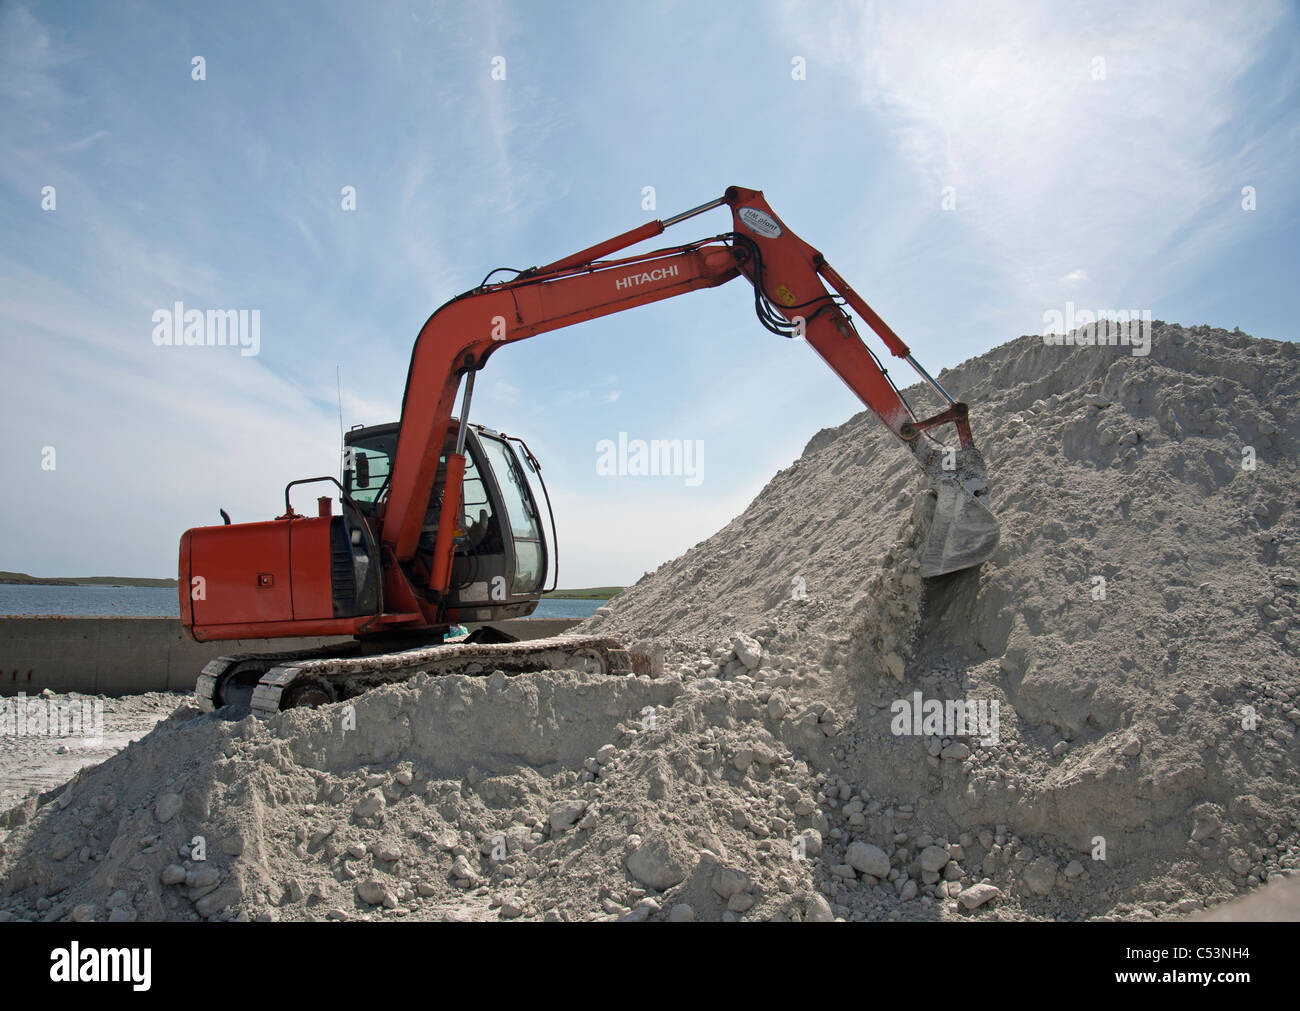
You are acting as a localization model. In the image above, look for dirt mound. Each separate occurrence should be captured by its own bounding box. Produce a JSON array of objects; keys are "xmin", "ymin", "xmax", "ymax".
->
[
  {"xmin": 2, "ymin": 321, "xmax": 1296, "ymax": 922},
  {"xmin": 587, "ymin": 321, "xmax": 1299, "ymax": 918},
  {"xmin": 0, "ymin": 672, "xmax": 832, "ymax": 922}
]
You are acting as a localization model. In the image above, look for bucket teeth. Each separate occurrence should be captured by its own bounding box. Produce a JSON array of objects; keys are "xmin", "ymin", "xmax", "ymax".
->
[{"xmin": 917, "ymin": 446, "xmax": 1001, "ymax": 577}]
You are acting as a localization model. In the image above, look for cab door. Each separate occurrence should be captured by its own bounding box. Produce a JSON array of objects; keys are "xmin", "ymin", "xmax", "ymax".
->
[{"xmin": 473, "ymin": 430, "xmax": 548, "ymax": 597}]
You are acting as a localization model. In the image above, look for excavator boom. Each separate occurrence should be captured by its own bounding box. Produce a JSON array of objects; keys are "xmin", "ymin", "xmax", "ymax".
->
[{"xmin": 387, "ymin": 185, "xmax": 999, "ymax": 594}]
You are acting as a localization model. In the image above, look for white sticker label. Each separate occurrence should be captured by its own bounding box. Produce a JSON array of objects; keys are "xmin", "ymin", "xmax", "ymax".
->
[{"xmin": 737, "ymin": 206, "xmax": 782, "ymax": 238}]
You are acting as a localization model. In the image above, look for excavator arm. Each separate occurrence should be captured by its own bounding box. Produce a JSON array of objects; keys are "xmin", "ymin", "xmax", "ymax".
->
[{"xmin": 380, "ymin": 186, "xmax": 999, "ymax": 601}]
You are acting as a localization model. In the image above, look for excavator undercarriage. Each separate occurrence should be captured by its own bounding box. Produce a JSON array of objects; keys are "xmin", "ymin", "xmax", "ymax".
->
[{"xmin": 195, "ymin": 635, "xmax": 642, "ymax": 716}]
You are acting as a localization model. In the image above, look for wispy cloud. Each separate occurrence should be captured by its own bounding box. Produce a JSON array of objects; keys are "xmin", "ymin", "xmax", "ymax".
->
[
  {"xmin": 47, "ymin": 129, "xmax": 109, "ymax": 155},
  {"xmin": 774, "ymin": 0, "xmax": 1293, "ymax": 317}
]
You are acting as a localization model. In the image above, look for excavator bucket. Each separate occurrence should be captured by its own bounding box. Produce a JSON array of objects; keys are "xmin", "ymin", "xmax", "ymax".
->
[{"xmin": 917, "ymin": 446, "xmax": 1001, "ymax": 578}]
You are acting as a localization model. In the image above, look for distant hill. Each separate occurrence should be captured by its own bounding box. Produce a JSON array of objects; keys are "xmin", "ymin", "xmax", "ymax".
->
[
  {"xmin": 0, "ymin": 571, "xmax": 178, "ymax": 588},
  {"xmin": 543, "ymin": 586, "xmax": 623, "ymax": 600}
]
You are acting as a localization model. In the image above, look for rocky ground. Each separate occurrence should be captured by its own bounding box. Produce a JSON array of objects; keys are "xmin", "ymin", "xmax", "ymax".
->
[
  {"xmin": 0, "ymin": 322, "xmax": 1296, "ymax": 922},
  {"xmin": 0, "ymin": 691, "xmax": 180, "ymax": 811}
]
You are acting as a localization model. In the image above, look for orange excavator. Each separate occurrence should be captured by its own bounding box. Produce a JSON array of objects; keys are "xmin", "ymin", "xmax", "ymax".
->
[{"xmin": 180, "ymin": 186, "xmax": 999, "ymax": 714}]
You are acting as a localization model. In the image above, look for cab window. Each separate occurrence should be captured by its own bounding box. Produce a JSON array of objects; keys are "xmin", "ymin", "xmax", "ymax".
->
[{"xmin": 344, "ymin": 433, "xmax": 396, "ymax": 511}]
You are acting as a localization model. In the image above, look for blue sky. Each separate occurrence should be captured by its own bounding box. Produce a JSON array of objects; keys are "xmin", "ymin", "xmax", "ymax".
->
[{"xmin": 2, "ymin": 0, "xmax": 1297, "ymax": 586}]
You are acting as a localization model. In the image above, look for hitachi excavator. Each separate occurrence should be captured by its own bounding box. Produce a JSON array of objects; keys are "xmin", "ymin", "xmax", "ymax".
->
[{"xmin": 180, "ymin": 186, "xmax": 999, "ymax": 715}]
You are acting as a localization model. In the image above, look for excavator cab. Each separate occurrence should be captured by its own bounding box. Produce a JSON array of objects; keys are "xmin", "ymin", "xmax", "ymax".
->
[
  {"xmin": 343, "ymin": 420, "xmax": 549, "ymax": 622},
  {"xmin": 179, "ymin": 419, "xmax": 550, "ymax": 644}
]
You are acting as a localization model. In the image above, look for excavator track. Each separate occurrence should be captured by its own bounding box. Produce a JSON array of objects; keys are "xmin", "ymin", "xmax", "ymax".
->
[{"xmin": 195, "ymin": 635, "xmax": 638, "ymax": 716}]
